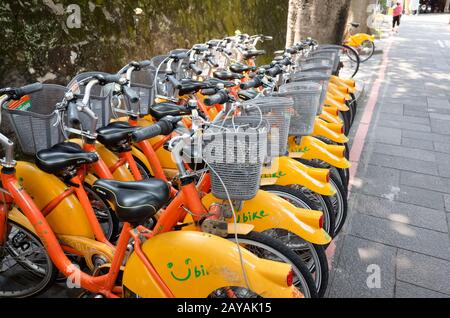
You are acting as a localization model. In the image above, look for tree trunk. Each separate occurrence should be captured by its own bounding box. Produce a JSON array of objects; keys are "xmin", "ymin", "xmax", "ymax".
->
[
  {"xmin": 347, "ymin": 0, "xmax": 378, "ymax": 35},
  {"xmin": 288, "ymin": 0, "xmax": 352, "ymax": 45},
  {"xmin": 285, "ymin": 0, "xmax": 299, "ymax": 47},
  {"xmin": 445, "ymin": 0, "xmax": 450, "ymax": 12}
]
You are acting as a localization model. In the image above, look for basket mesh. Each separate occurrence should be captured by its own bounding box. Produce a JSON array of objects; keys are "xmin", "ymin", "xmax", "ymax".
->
[
  {"xmin": 203, "ymin": 116, "xmax": 268, "ymax": 200},
  {"xmin": 2, "ymin": 84, "xmax": 66, "ymax": 155},
  {"xmin": 310, "ymin": 51, "xmax": 339, "ymax": 72},
  {"xmin": 66, "ymin": 72, "xmax": 113, "ymax": 130},
  {"xmin": 242, "ymin": 97, "xmax": 293, "ymax": 156},
  {"xmin": 299, "ymin": 59, "xmax": 334, "ymax": 73},
  {"xmin": 124, "ymin": 66, "xmax": 157, "ymax": 116},
  {"xmin": 289, "ymin": 71, "xmax": 331, "ymax": 114},
  {"xmin": 276, "ymin": 82, "xmax": 322, "ymax": 136}
]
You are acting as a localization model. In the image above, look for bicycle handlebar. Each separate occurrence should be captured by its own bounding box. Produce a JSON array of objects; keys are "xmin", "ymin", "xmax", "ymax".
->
[
  {"xmin": 167, "ymin": 75, "xmax": 182, "ymax": 89},
  {"xmin": 123, "ymin": 85, "xmax": 139, "ymax": 103},
  {"xmin": 204, "ymin": 90, "xmax": 229, "ymax": 106},
  {"xmin": 240, "ymin": 77, "xmax": 263, "ymax": 90},
  {"xmin": 189, "ymin": 63, "xmax": 203, "ymax": 76},
  {"xmin": 0, "ymin": 82, "xmax": 43, "ymax": 100},
  {"xmin": 132, "ymin": 116, "xmax": 182, "ymax": 142}
]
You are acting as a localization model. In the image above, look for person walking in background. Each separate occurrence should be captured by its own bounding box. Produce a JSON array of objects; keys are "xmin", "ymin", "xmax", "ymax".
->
[{"xmin": 392, "ymin": 1, "xmax": 403, "ymax": 33}]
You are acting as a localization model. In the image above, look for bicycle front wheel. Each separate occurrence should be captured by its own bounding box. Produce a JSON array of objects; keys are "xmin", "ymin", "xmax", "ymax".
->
[{"xmin": 227, "ymin": 231, "xmax": 318, "ymax": 298}]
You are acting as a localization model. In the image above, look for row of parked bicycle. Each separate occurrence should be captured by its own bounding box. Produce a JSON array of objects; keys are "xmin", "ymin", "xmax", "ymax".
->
[{"xmin": 0, "ymin": 34, "xmax": 362, "ymax": 298}]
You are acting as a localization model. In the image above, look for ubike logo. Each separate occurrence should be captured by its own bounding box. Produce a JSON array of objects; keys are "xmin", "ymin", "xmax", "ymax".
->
[
  {"xmin": 236, "ymin": 210, "xmax": 269, "ymax": 223},
  {"xmin": 261, "ymin": 171, "xmax": 287, "ymax": 179},
  {"xmin": 167, "ymin": 258, "xmax": 209, "ymax": 282},
  {"xmin": 290, "ymin": 146, "xmax": 309, "ymax": 153}
]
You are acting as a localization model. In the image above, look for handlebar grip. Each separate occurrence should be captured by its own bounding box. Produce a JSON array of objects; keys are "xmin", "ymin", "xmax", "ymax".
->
[
  {"xmin": 123, "ymin": 86, "xmax": 139, "ymax": 103},
  {"xmin": 95, "ymin": 73, "xmax": 122, "ymax": 85},
  {"xmin": 13, "ymin": 82, "xmax": 43, "ymax": 98},
  {"xmin": 189, "ymin": 63, "xmax": 203, "ymax": 76},
  {"xmin": 67, "ymin": 102, "xmax": 81, "ymax": 126},
  {"xmin": 132, "ymin": 116, "xmax": 181, "ymax": 142},
  {"xmin": 204, "ymin": 91, "xmax": 229, "ymax": 106},
  {"xmin": 167, "ymin": 75, "xmax": 182, "ymax": 89},
  {"xmin": 266, "ymin": 65, "xmax": 283, "ymax": 77},
  {"xmin": 278, "ymin": 57, "xmax": 292, "ymax": 66},
  {"xmin": 131, "ymin": 123, "xmax": 163, "ymax": 142},
  {"xmin": 201, "ymin": 88, "xmax": 217, "ymax": 96},
  {"xmin": 207, "ymin": 56, "xmax": 219, "ymax": 67},
  {"xmin": 240, "ymin": 78, "xmax": 262, "ymax": 90},
  {"xmin": 138, "ymin": 60, "xmax": 151, "ymax": 68}
]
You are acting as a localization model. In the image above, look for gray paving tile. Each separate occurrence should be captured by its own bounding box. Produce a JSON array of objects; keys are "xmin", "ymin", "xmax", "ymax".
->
[
  {"xmin": 430, "ymin": 113, "xmax": 450, "ymax": 121},
  {"xmin": 379, "ymin": 113, "xmax": 430, "ymax": 126},
  {"xmin": 403, "ymin": 104, "xmax": 428, "ymax": 113},
  {"xmin": 352, "ymin": 193, "xmax": 448, "ymax": 232},
  {"xmin": 392, "ymin": 97, "xmax": 428, "ymax": 107},
  {"xmin": 403, "ymin": 110, "xmax": 430, "ymax": 118},
  {"xmin": 397, "ymin": 185, "xmax": 445, "ymax": 210},
  {"xmin": 351, "ymin": 165, "xmax": 400, "ymax": 198},
  {"xmin": 372, "ymin": 143, "xmax": 435, "ymax": 162},
  {"xmin": 431, "ymin": 119, "xmax": 450, "ymax": 135},
  {"xmin": 402, "ymin": 137, "xmax": 434, "ymax": 151},
  {"xmin": 427, "ymin": 97, "xmax": 450, "ymax": 109},
  {"xmin": 402, "ymin": 130, "xmax": 450, "ymax": 143},
  {"xmin": 368, "ymin": 153, "xmax": 438, "ymax": 175},
  {"xmin": 437, "ymin": 164, "xmax": 450, "ymax": 179},
  {"xmin": 443, "ymin": 195, "xmax": 450, "ymax": 212},
  {"xmin": 395, "ymin": 281, "xmax": 450, "ymax": 298},
  {"xmin": 378, "ymin": 102, "xmax": 404, "ymax": 115},
  {"xmin": 400, "ymin": 171, "xmax": 450, "ymax": 194},
  {"xmin": 328, "ymin": 236, "xmax": 396, "ymax": 298},
  {"xmin": 350, "ymin": 214, "xmax": 450, "ymax": 260},
  {"xmin": 397, "ymin": 250, "xmax": 450, "ymax": 294},
  {"xmin": 370, "ymin": 127, "xmax": 402, "ymax": 145},
  {"xmin": 378, "ymin": 120, "xmax": 431, "ymax": 132},
  {"xmin": 434, "ymin": 141, "xmax": 450, "ymax": 153}
]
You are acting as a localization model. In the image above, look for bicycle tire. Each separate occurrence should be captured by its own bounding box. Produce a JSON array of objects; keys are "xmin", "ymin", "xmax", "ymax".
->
[
  {"xmin": 226, "ymin": 231, "xmax": 318, "ymax": 298},
  {"xmin": 0, "ymin": 220, "xmax": 58, "ymax": 298},
  {"xmin": 341, "ymin": 45, "xmax": 360, "ymax": 78}
]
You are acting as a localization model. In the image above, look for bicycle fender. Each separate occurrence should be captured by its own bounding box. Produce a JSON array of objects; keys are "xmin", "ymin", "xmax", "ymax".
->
[
  {"xmin": 349, "ymin": 33, "xmax": 375, "ymax": 46},
  {"xmin": 122, "ymin": 231, "xmax": 297, "ymax": 298},
  {"xmin": 330, "ymin": 76, "xmax": 356, "ymax": 88},
  {"xmin": 325, "ymin": 96, "xmax": 350, "ymax": 112},
  {"xmin": 261, "ymin": 156, "xmax": 335, "ymax": 196},
  {"xmin": 288, "ymin": 136, "xmax": 351, "ymax": 169},
  {"xmin": 14, "ymin": 161, "xmax": 94, "ymax": 238},
  {"xmin": 202, "ymin": 191, "xmax": 331, "ymax": 245},
  {"xmin": 313, "ymin": 118, "xmax": 349, "ymax": 144}
]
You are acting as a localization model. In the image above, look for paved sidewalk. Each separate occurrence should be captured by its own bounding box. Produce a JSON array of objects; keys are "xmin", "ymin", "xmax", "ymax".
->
[{"xmin": 328, "ymin": 14, "xmax": 450, "ymax": 298}]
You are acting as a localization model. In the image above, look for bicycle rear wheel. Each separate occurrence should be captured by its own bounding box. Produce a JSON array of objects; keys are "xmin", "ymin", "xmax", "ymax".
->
[{"xmin": 0, "ymin": 220, "xmax": 57, "ymax": 297}]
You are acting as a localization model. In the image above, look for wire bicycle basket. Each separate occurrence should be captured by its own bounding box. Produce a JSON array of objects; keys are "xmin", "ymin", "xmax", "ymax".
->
[
  {"xmin": 242, "ymin": 96, "xmax": 293, "ymax": 157},
  {"xmin": 298, "ymin": 59, "xmax": 334, "ymax": 73},
  {"xmin": 203, "ymin": 116, "xmax": 269, "ymax": 201},
  {"xmin": 276, "ymin": 81, "xmax": 322, "ymax": 136},
  {"xmin": 2, "ymin": 84, "xmax": 67, "ymax": 155},
  {"xmin": 123, "ymin": 65, "xmax": 157, "ymax": 117},
  {"xmin": 289, "ymin": 71, "xmax": 331, "ymax": 114},
  {"xmin": 66, "ymin": 72, "xmax": 113, "ymax": 130}
]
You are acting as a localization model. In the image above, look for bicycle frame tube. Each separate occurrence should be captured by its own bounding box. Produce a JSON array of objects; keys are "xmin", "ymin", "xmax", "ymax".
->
[{"xmin": 152, "ymin": 182, "xmax": 208, "ymax": 235}]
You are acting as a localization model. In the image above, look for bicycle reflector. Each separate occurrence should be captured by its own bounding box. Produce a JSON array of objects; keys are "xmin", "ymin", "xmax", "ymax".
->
[
  {"xmin": 287, "ymin": 268, "xmax": 294, "ymax": 287},
  {"xmin": 319, "ymin": 214, "xmax": 324, "ymax": 229}
]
